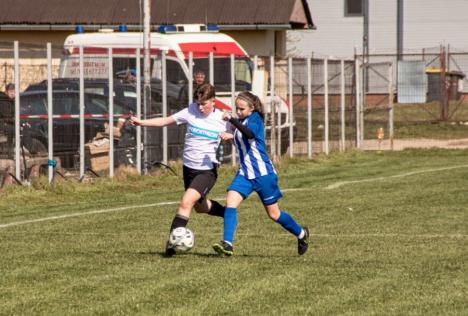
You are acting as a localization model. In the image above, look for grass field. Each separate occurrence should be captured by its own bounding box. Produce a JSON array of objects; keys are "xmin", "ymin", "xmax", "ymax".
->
[{"xmin": 1, "ymin": 149, "xmax": 467, "ymax": 315}]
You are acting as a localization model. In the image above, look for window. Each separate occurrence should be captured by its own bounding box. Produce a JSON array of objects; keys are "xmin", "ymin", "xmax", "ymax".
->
[{"xmin": 345, "ymin": 0, "xmax": 363, "ymax": 17}]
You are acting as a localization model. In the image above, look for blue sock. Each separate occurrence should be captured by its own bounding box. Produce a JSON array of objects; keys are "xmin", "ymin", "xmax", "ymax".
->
[
  {"xmin": 276, "ymin": 211, "xmax": 302, "ymax": 237},
  {"xmin": 223, "ymin": 207, "xmax": 238, "ymax": 244}
]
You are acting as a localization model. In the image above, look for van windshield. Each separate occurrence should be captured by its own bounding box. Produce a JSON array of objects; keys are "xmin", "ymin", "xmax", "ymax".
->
[{"xmin": 164, "ymin": 57, "xmax": 252, "ymax": 93}]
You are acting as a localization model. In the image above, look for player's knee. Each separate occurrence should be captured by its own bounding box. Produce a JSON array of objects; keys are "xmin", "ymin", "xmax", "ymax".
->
[
  {"xmin": 266, "ymin": 207, "xmax": 280, "ymax": 221},
  {"xmin": 179, "ymin": 199, "xmax": 194, "ymax": 212}
]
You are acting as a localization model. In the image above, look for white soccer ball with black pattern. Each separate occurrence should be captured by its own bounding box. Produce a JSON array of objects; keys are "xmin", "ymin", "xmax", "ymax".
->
[{"xmin": 168, "ymin": 227, "xmax": 194, "ymax": 252}]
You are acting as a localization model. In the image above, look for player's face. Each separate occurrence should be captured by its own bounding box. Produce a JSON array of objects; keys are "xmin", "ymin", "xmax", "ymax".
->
[
  {"xmin": 235, "ymin": 99, "xmax": 253, "ymax": 119},
  {"xmin": 194, "ymin": 73, "xmax": 205, "ymax": 85},
  {"xmin": 198, "ymin": 98, "xmax": 215, "ymax": 116},
  {"xmin": 6, "ymin": 89, "xmax": 15, "ymax": 99}
]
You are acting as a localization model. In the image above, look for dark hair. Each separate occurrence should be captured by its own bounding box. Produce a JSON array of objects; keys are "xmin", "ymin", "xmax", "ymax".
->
[
  {"xmin": 194, "ymin": 83, "xmax": 215, "ymax": 102},
  {"xmin": 236, "ymin": 91, "xmax": 264, "ymax": 119},
  {"xmin": 194, "ymin": 69, "xmax": 205, "ymax": 75},
  {"xmin": 5, "ymin": 83, "xmax": 14, "ymax": 91}
]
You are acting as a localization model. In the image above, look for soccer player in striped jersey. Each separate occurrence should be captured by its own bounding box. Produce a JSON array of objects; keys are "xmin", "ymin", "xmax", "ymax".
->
[{"xmin": 213, "ymin": 91, "xmax": 309, "ymax": 256}]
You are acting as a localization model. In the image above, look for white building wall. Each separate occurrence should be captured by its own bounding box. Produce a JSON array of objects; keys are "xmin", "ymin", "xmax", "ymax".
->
[
  {"xmin": 287, "ymin": 0, "xmax": 363, "ymax": 59},
  {"xmin": 288, "ymin": 0, "xmax": 468, "ymax": 58}
]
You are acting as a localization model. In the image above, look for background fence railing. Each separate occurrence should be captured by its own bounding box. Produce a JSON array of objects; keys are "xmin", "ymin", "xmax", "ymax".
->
[{"xmin": 2, "ymin": 41, "xmax": 468, "ymax": 186}]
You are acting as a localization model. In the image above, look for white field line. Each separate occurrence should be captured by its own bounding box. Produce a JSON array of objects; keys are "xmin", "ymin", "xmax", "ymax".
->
[
  {"xmin": 0, "ymin": 201, "xmax": 178, "ymax": 229},
  {"xmin": 325, "ymin": 164, "xmax": 468, "ymax": 190},
  {"xmin": 1, "ymin": 164, "xmax": 468, "ymax": 230}
]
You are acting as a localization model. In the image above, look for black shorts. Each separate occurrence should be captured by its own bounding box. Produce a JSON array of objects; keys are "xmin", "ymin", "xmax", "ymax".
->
[{"xmin": 183, "ymin": 165, "xmax": 218, "ymax": 198}]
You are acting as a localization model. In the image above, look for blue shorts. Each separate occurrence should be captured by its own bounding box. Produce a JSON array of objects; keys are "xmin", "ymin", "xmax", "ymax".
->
[{"xmin": 227, "ymin": 172, "xmax": 282, "ymax": 206}]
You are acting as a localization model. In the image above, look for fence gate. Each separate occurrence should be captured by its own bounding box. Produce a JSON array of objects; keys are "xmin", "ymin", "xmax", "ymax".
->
[{"xmin": 361, "ymin": 61, "xmax": 393, "ymax": 150}]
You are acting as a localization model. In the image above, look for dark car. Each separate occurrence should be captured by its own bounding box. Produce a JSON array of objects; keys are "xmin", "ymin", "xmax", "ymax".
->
[
  {"xmin": 25, "ymin": 78, "xmax": 186, "ymax": 115},
  {"xmin": 19, "ymin": 90, "xmax": 186, "ymax": 169}
]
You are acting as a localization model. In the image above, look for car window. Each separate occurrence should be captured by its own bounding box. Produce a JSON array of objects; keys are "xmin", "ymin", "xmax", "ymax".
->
[
  {"xmin": 86, "ymin": 97, "xmax": 108, "ymax": 115},
  {"xmin": 86, "ymin": 95, "xmax": 129, "ymax": 115},
  {"xmin": 53, "ymin": 94, "xmax": 79, "ymax": 115},
  {"xmin": 20, "ymin": 95, "xmax": 47, "ymax": 115},
  {"xmin": 85, "ymin": 87, "xmax": 106, "ymax": 96}
]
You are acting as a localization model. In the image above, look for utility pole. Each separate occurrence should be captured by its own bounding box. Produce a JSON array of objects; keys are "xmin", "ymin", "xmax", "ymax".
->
[
  {"xmin": 143, "ymin": 0, "xmax": 151, "ymax": 173},
  {"xmin": 362, "ymin": 0, "xmax": 369, "ymax": 93},
  {"xmin": 397, "ymin": 0, "xmax": 404, "ymax": 61}
]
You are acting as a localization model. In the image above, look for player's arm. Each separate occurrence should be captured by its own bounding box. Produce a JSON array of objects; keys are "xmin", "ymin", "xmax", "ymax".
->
[
  {"xmin": 222, "ymin": 113, "xmax": 254, "ymax": 139},
  {"xmin": 130, "ymin": 115, "xmax": 176, "ymax": 127}
]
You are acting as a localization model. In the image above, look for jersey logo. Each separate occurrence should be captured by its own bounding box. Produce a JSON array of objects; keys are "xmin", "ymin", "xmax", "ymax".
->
[{"xmin": 188, "ymin": 125, "xmax": 219, "ymax": 140}]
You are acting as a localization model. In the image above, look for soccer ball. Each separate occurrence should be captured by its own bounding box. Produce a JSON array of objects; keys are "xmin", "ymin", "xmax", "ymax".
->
[{"xmin": 168, "ymin": 227, "xmax": 194, "ymax": 252}]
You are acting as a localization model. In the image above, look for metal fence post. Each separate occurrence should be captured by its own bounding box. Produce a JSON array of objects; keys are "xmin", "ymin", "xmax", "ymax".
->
[
  {"xmin": 14, "ymin": 41, "xmax": 20, "ymax": 180},
  {"xmin": 340, "ymin": 59, "xmax": 346, "ymax": 152},
  {"xmin": 307, "ymin": 56, "xmax": 312, "ymax": 159},
  {"xmin": 136, "ymin": 49, "xmax": 142, "ymax": 174},
  {"xmin": 162, "ymin": 50, "xmax": 168, "ymax": 165},
  {"xmin": 270, "ymin": 55, "xmax": 276, "ymax": 159},
  {"xmin": 108, "ymin": 48, "xmax": 114, "ymax": 178},
  {"xmin": 324, "ymin": 57, "xmax": 329, "ymax": 155},
  {"xmin": 355, "ymin": 58, "xmax": 361, "ymax": 148},
  {"xmin": 288, "ymin": 57, "xmax": 294, "ymax": 158},
  {"xmin": 209, "ymin": 52, "xmax": 214, "ymax": 85},
  {"xmin": 47, "ymin": 43, "xmax": 53, "ymax": 183},
  {"xmin": 388, "ymin": 62, "xmax": 394, "ymax": 150},
  {"xmin": 230, "ymin": 53, "xmax": 236, "ymax": 166},
  {"xmin": 79, "ymin": 45, "xmax": 85, "ymax": 179},
  {"xmin": 188, "ymin": 51, "xmax": 193, "ymax": 105}
]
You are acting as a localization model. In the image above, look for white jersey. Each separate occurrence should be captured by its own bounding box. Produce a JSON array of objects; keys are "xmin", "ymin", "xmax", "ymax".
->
[{"xmin": 172, "ymin": 103, "xmax": 229, "ymax": 170}]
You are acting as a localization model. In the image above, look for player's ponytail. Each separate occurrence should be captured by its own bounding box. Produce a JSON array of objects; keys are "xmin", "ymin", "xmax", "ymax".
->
[{"xmin": 236, "ymin": 91, "xmax": 264, "ymax": 120}]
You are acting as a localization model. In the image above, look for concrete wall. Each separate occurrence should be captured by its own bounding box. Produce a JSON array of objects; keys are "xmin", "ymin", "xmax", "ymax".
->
[{"xmin": 225, "ymin": 30, "xmax": 286, "ymax": 57}]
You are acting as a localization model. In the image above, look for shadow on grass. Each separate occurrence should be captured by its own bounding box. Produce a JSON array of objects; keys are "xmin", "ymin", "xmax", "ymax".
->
[{"xmin": 137, "ymin": 250, "xmax": 288, "ymax": 258}]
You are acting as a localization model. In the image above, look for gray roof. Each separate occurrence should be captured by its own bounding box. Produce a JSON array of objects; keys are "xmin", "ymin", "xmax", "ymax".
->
[{"xmin": 0, "ymin": 0, "xmax": 313, "ymax": 29}]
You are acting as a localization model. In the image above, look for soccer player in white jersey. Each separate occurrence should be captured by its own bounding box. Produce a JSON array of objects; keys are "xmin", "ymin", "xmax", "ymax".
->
[
  {"xmin": 130, "ymin": 84, "xmax": 230, "ymax": 256},
  {"xmin": 213, "ymin": 91, "xmax": 309, "ymax": 256}
]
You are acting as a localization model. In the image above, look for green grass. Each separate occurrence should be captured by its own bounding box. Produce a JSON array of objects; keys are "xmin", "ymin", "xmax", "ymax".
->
[{"xmin": 1, "ymin": 150, "xmax": 468, "ymax": 315}]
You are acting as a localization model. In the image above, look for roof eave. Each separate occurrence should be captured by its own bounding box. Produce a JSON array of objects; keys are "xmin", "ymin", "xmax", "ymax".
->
[{"xmin": 0, "ymin": 23, "xmax": 298, "ymax": 32}]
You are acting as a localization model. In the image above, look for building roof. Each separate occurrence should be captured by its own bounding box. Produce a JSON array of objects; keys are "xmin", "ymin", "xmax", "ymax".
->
[{"xmin": 0, "ymin": 0, "xmax": 314, "ymax": 30}]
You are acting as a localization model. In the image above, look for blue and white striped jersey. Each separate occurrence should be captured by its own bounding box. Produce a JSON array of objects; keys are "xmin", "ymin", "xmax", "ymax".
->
[{"xmin": 234, "ymin": 112, "xmax": 276, "ymax": 179}]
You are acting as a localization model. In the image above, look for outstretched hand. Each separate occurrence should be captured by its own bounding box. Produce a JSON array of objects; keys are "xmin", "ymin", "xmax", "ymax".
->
[
  {"xmin": 222, "ymin": 112, "xmax": 232, "ymax": 121},
  {"xmin": 129, "ymin": 116, "xmax": 143, "ymax": 126},
  {"xmin": 219, "ymin": 132, "xmax": 234, "ymax": 141}
]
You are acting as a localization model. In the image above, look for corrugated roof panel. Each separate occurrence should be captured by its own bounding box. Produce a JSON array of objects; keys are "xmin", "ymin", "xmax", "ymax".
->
[{"xmin": 0, "ymin": 0, "xmax": 313, "ymax": 28}]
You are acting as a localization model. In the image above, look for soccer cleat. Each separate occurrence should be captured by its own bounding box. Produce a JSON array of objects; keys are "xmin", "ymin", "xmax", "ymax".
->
[
  {"xmin": 165, "ymin": 241, "xmax": 176, "ymax": 257},
  {"xmin": 298, "ymin": 226, "xmax": 310, "ymax": 255},
  {"xmin": 212, "ymin": 240, "xmax": 234, "ymax": 256}
]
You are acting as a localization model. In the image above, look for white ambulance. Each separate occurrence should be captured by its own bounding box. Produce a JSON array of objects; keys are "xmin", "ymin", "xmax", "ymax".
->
[
  {"xmin": 59, "ymin": 24, "xmax": 291, "ymax": 154},
  {"xmin": 60, "ymin": 24, "xmax": 289, "ymax": 112}
]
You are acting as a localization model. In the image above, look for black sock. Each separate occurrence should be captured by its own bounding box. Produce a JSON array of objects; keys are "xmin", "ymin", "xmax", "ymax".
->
[
  {"xmin": 169, "ymin": 214, "xmax": 189, "ymax": 232},
  {"xmin": 208, "ymin": 200, "xmax": 225, "ymax": 218}
]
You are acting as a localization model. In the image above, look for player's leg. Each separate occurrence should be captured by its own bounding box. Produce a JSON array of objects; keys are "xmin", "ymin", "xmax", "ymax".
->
[
  {"xmin": 213, "ymin": 174, "xmax": 251, "ymax": 256},
  {"xmin": 256, "ymin": 174, "xmax": 310, "ymax": 255},
  {"xmin": 165, "ymin": 166, "xmax": 203, "ymax": 256},
  {"xmin": 165, "ymin": 188, "xmax": 201, "ymax": 257},
  {"xmin": 191, "ymin": 168, "xmax": 225, "ymax": 217},
  {"xmin": 263, "ymin": 202, "xmax": 309, "ymax": 255}
]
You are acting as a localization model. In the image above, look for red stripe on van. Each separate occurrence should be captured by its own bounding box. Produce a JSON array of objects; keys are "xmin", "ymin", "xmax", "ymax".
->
[
  {"xmin": 214, "ymin": 99, "xmax": 231, "ymax": 111},
  {"xmin": 178, "ymin": 42, "xmax": 246, "ymax": 58},
  {"xmin": 70, "ymin": 47, "xmax": 177, "ymax": 57}
]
